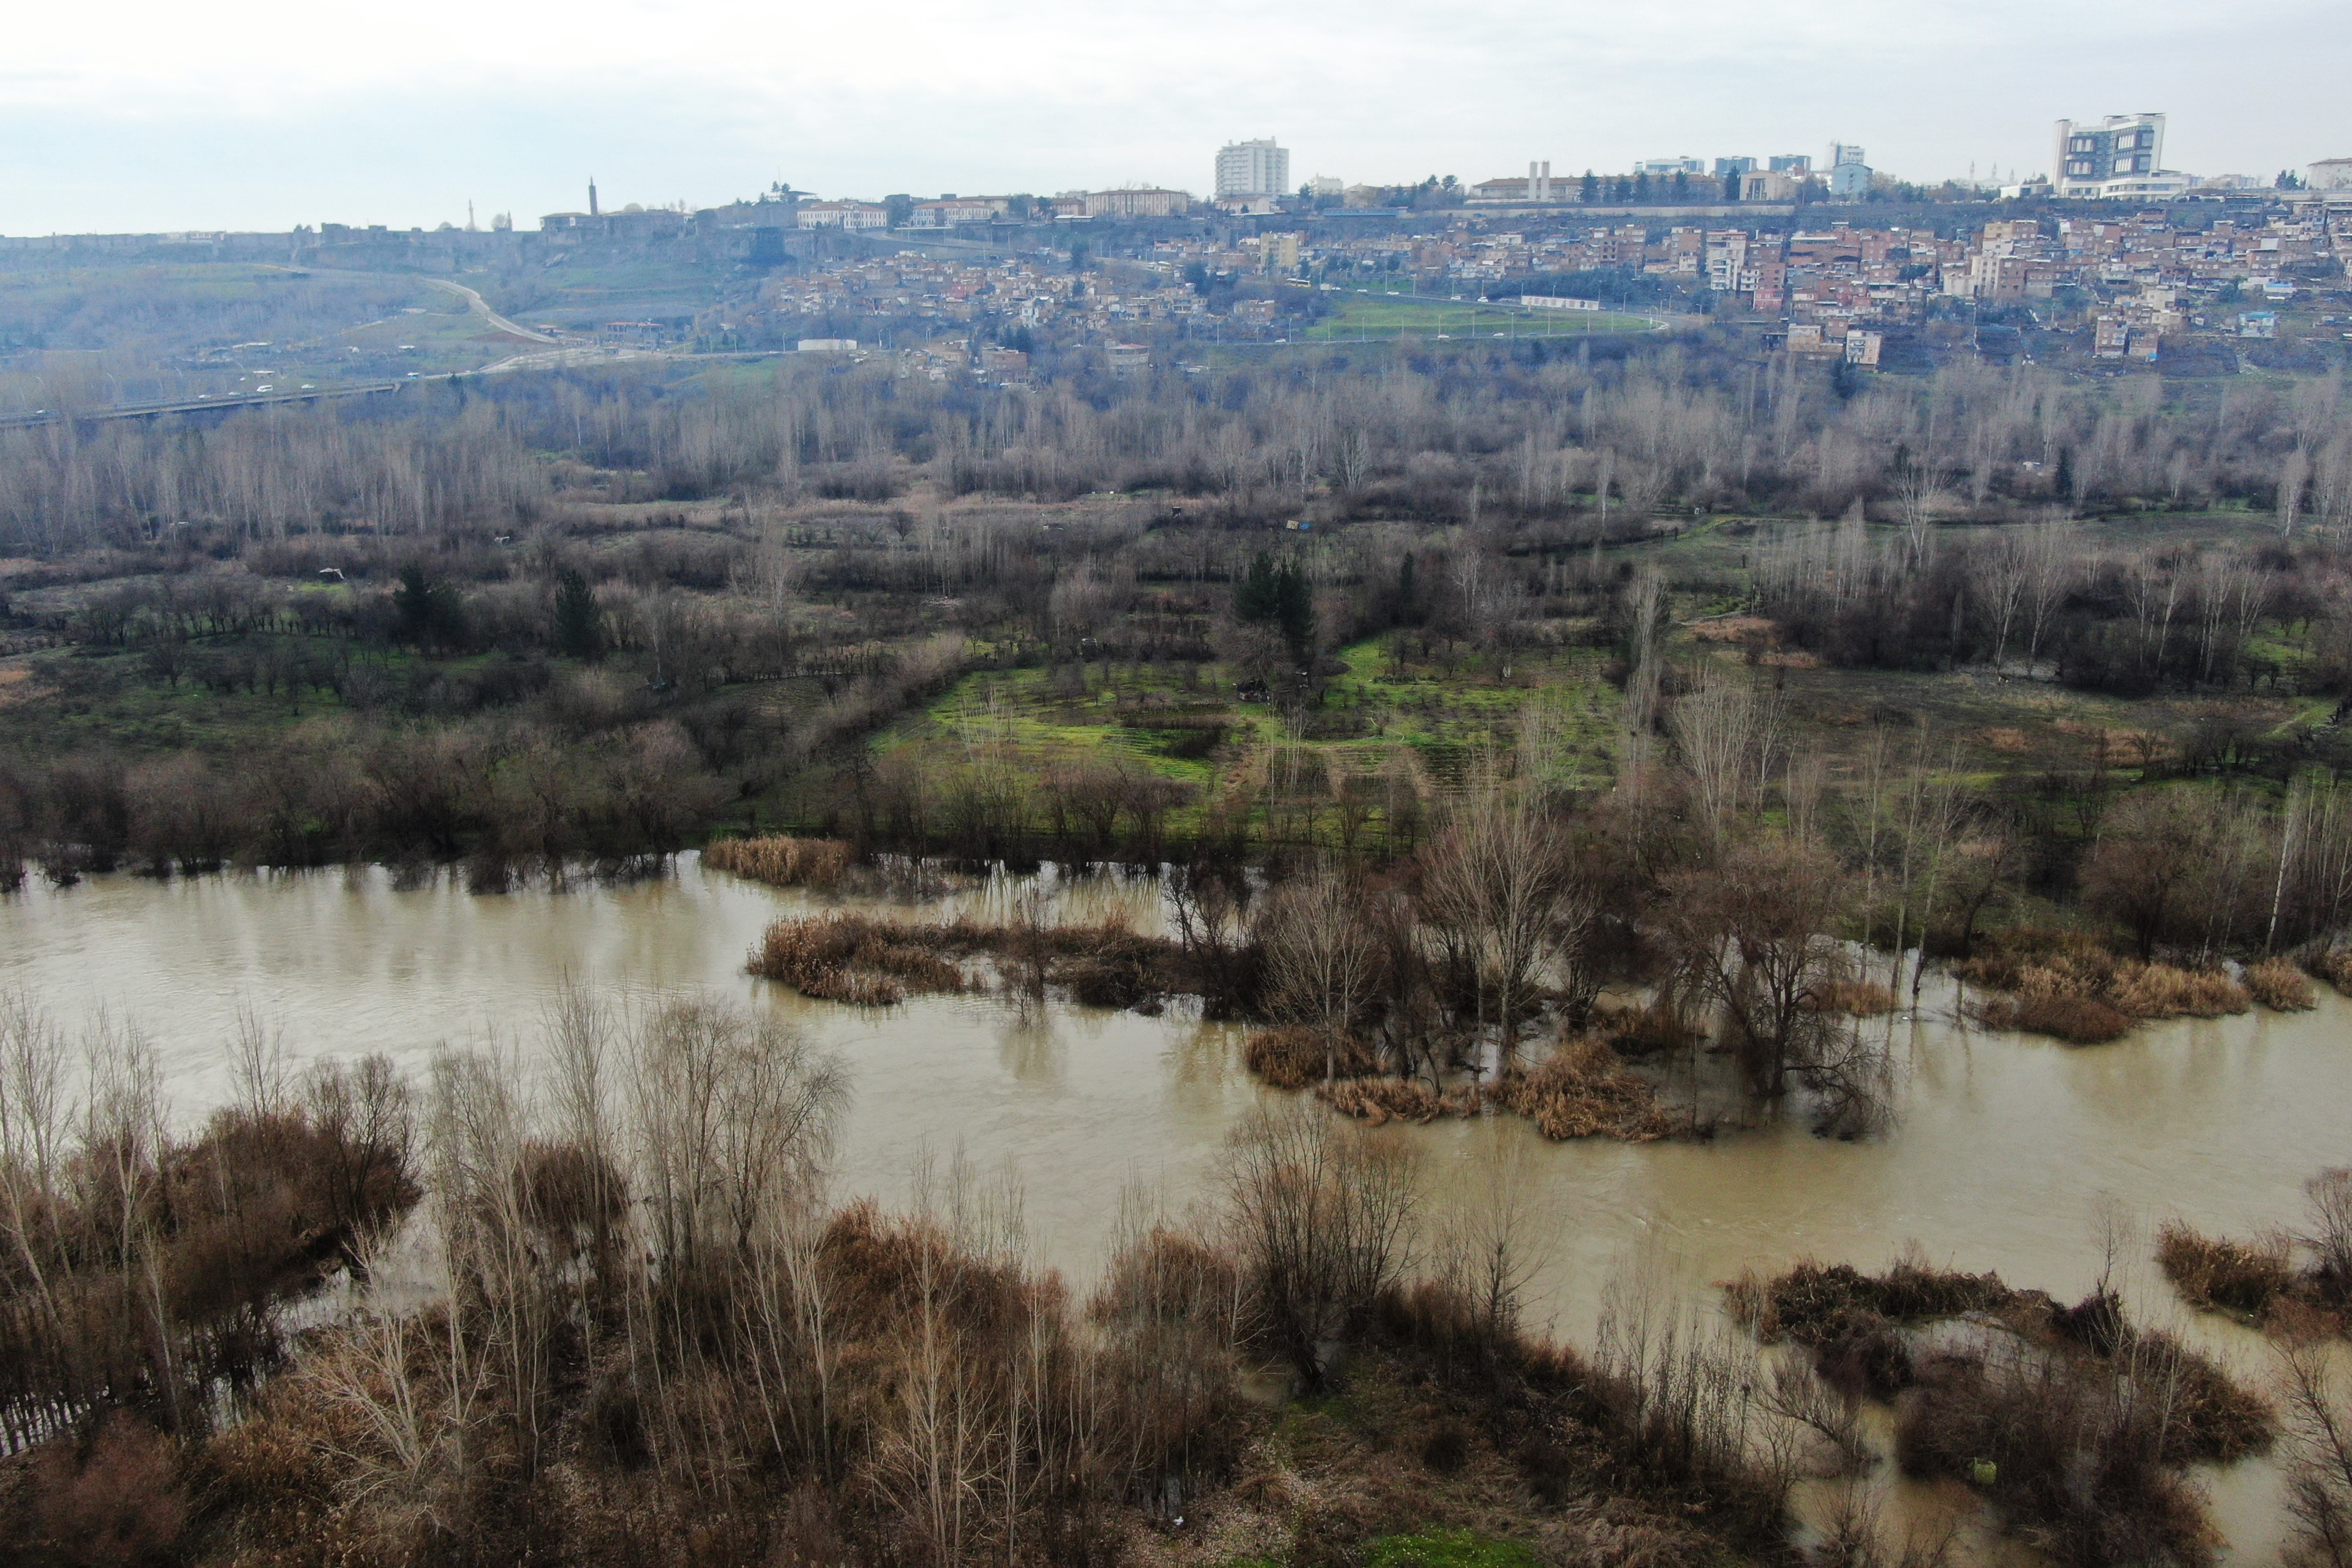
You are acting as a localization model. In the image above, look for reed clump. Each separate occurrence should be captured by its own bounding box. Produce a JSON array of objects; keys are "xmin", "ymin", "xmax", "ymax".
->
[
  {"xmin": 1597, "ymin": 998, "xmax": 1700, "ymax": 1057},
  {"xmin": 1486, "ymin": 1038, "xmax": 1677, "ymax": 1142},
  {"xmin": 2156, "ymin": 1221, "xmax": 2296, "ymax": 1319},
  {"xmin": 2156, "ymin": 1172, "xmax": 2352, "ymax": 1333},
  {"xmin": 1955, "ymin": 928, "xmax": 2251, "ymax": 1041},
  {"xmin": 747, "ymin": 911, "xmax": 1185, "ymax": 1009},
  {"xmin": 1806, "ymin": 977, "xmax": 1900, "ymax": 1017},
  {"xmin": 2107, "ymin": 959, "xmax": 2250, "ymax": 1019},
  {"xmin": 1893, "ymin": 1342, "xmax": 2218, "ymax": 1567},
  {"xmin": 746, "ymin": 912, "xmax": 967, "ymax": 1004},
  {"xmin": 701, "ymin": 834, "xmax": 854, "ymax": 891},
  {"xmin": 2243, "ymin": 955, "xmax": 2317, "ymax": 1011},
  {"xmin": 1244, "ymin": 1025, "xmax": 1377, "ymax": 1090},
  {"xmin": 1973, "ymin": 991, "xmax": 2133, "ymax": 1043},
  {"xmin": 1315, "ymin": 1076, "xmax": 1479, "ymax": 1126}
]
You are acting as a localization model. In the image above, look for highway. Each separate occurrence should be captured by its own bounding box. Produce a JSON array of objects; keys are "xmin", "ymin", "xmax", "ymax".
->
[
  {"xmin": 0, "ymin": 380, "xmax": 410, "ymax": 429},
  {"xmin": 0, "ymin": 268, "xmax": 570, "ymax": 430}
]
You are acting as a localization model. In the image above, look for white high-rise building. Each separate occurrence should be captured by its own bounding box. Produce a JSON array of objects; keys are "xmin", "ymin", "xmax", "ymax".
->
[
  {"xmin": 1826, "ymin": 142, "xmax": 1871, "ymax": 199},
  {"xmin": 1216, "ymin": 139, "xmax": 1291, "ymax": 199},
  {"xmin": 2053, "ymin": 113, "xmax": 2190, "ymax": 198}
]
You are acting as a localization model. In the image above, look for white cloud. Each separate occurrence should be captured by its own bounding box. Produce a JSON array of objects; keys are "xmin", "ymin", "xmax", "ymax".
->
[{"xmin": 3, "ymin": 0, "xmax": 2346, "ymax": 232}]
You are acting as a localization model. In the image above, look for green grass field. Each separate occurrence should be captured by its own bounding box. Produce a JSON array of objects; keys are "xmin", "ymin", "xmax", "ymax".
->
[{"xmin": 858, "ymin": 634, "xmax": 1625, "ymax": 850}]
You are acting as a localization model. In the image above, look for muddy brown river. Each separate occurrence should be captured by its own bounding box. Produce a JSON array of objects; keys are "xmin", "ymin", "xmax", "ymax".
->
[{"xmin": 4, "ymin": 855, "xmax": 2347, "ymax": 1563}]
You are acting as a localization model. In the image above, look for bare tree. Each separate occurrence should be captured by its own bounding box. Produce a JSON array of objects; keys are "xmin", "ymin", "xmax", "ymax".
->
[
  {"xmin": 1419, "ymin": 775, "xmax": 1592, "ymax": 1057},
  {"xmin": 1221, "ymin": 1104, "xmax": 1419, "ymax": 1390},
  {"xmin": 1259, "ymin": 868, "xmax": 1385, "ymax": 1079},
  {"xmin": 1660, "ymin": 839, "xmax": 1843, "ymax": 1099}
]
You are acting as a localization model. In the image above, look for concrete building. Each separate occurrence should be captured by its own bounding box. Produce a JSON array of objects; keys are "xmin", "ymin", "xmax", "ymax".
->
[
  {"xmin": 1471, "ymin": 162, "xmax": 1559, "ymax": 204},
  {"xmin": 1741, "ymin": 169, "xmax": 1800, "ymax": 202},
  {"xmin": 903, "ymin": 198, "xmax": 1001, "ymax": 228},
  {"xmin": 796, "ymin": 202, "xmax": 888, "ymax": 230},
  {"xmin": 2308, "ymin": 158, "xmax": 2352, "ymax": 191},
  {"xmin": 1215, "ymin": 139, "xmax": 1290, "ymax": 199},
  {"xmin": 2054, "ymin": 113, "xmax": 2191, "ymax": 199},
  {"xmin": 1827, "ymin": 143, "xmax": 1871, "ymax": 199},
  {"xmin": 1084, "ymin": 188, "xmax": 1190, "ymax": 218},
  {"xmin": 1307, "ymin": 174, "xmax": 1345, "ymax": 199},
  {"xmin": 1638, "ymin": 156, "xmax": 1706, "ymax": 176},
  {"xmin": 1769, "ymin": 154, "xmax": 1813, "ymax": 174},
  {"xmin": 1715, "ymin": 157, "xmax": 1756, "ymax": 179}
]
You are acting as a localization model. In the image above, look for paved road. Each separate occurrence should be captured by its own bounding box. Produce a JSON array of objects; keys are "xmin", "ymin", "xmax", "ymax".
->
[
  {"xmin": 0, "ymin": 269, "xmax": 587, "ymax": 429},
  {"xmin": 420, "ymin": 278, "xmax": 559, "ymax": 345}
]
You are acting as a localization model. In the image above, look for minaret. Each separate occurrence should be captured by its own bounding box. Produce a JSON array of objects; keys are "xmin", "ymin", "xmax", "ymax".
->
[{"xmin": 589, "ymin": 178, "xmax": 600, "ymax": 218}]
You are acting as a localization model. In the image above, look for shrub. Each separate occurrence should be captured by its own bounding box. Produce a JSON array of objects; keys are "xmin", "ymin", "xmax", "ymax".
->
[
  {"xmin": 2156, "ymin": 1221, "xmax": 2293, "ymax": 1318},
  {"xmin": 2301, "ymin": 942, "xmax": 2352, "ymax": 995},
  {"xmin": 25, "ymin": 1413, "xmax": 190, "ymax": 1568},
  {"xmin": 1485, "ymin": 1038, "xmax": 1676, "ymax": 1142},
  {"xmin": 1726, "ymin": 1258, "xmax": 2015, "ymax": 1350},
  {"xmin": 2243, "ymin": 955, "xmax": 2316, "ymax": 1011},
  {"xmin": 1893, "ymin": 1343, "xmax": 2215, "ymax": 1567},
  {"xmin": 1736, "ymin": 1257, "xmax": 2273, "ymax": 1566}
]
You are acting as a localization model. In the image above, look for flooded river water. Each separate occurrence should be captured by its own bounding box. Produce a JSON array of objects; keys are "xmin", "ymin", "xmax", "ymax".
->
[{"xmin": 4, "ymin": 854, "xmax": 2347, "ymax": 1563}]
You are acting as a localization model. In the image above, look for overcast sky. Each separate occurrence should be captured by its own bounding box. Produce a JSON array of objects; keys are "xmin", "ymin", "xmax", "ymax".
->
[{"xmin": 5, "ymin": 0, "xmax": 2348, "ymax": 235}]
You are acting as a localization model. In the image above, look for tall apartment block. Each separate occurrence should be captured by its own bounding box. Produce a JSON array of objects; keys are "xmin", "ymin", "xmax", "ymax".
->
[{"xmin": 1215, "ymin": 139, "xmax": 1291, "ymax": 199}]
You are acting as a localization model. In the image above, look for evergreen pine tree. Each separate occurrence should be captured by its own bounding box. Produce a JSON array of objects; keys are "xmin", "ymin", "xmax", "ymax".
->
[
  {"xmin": 553, "ymin": 568, "xmax": 604, "ymax": 661},
  {"xmin": 1274, "ymin": 563, "xmax": 1316, "ymax": 662},
  {"xmin": 1234, "ymin": 551, "xmax": 1281, "ymax": 625}
]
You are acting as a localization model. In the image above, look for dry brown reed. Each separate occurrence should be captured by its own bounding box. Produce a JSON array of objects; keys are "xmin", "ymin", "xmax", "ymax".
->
[
  {"xmin": 2244, "ymin": 955, "xmax": 2318, "ymax": 1011},
  {"xmin": 1970, "ymin": 991, "xmax": 2133, "ymax": 1044},
  {"xmin": 747, "ymin": 910, "xmax": 1184, "ymax": 1009},
  {"xmin": 178, "ymin": 998, "xmax": 1256, "ymax": 1568},
  {"xmin": 1597, "ymin": 998, "xmax": 1700, "ymax": 1057},
  {"xmin": 1807, "ymin": 977, "xmax": 1901, "ymax": 1017},
  {"xmin": 746, "ymin": 913, "xmax": 967, "ymax": 1005},
  {"xmin": 1314, "ymin": 1077, "xmax": 1479, "ymax": 1126},
  {"xmin": 2154, "ymin": 1174, "xmax": 2352, "ymax": 1335},
  {"xmin": 2107, "ymin": 959, "xmax": 2250, "ymax": 1018},
  {"xmin": 1486, "ymin": 1038, "xmax": 1677, "ymax": 1142},
  {"xmin": 1957, "ymin": 927, "xmax": 2253, "ymax": 1041},
  {"xmin": 2156, "ymin": 1221, "xmax": 2295, "ymax": 1319},
  {"xmin": 701, "ymin": 834, "xmax": 854, "ymax": 891},
  {"xmin": 1242, "ymin": 1026, "xmax": 1377, "ymax": 1091}
]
